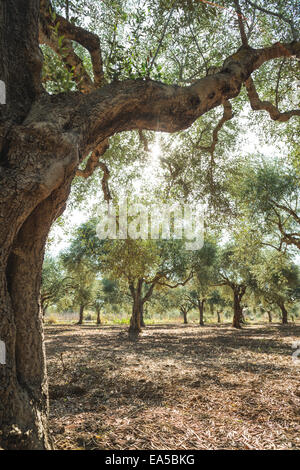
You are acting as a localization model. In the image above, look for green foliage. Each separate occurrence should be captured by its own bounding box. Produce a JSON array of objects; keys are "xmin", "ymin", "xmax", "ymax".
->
[
  {"xmin": 41, "ymin": 256, "xmax": 66, "ymax": 310},
  {"xmin": 229, "ymin": 158, "xmax": 300, "ymax": 251},
  {"xmin": 252, "ymin": 250, "xmax": 300, "ymax": 308}
]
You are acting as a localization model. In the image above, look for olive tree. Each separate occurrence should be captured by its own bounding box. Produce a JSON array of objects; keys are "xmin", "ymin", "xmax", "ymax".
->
[{"xmin": 0, "ymin": 0, "xmax": 299, "ymax": 449}]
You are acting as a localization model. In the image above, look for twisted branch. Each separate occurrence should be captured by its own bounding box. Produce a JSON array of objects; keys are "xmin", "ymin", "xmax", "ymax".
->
[
  {"xmin": 198, "ymin": 101, "xmax": 233, "ymax": 157},
  {"xmin": 233, "ymin": 0, "xmax": 249, "ymax": 46},
  {"xmin": 40, "ymin": 0, "xmax": 105, "ymax": 90},
  {"xmin": 245, "ymin": 76, "xmax": 300, "ymax": 122},
  {"xmin": 76, "ymin": 139, "xmax": 111, "ymax": 202},
  {"xmin": 246, "ymin": 0, "xmax": 297, "ymax": 40},
  {"xmin": 40, "ymin": 30, "xmax": 94, "ymax": 93}
]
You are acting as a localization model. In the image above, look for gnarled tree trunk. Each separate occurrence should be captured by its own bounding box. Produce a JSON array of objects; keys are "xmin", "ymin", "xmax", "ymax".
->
[
  {"xmin": 279, "ymin": 302, "xmax": 288, "ymax": 324},
  {"xmin": 181, "ymin": 307, "xmax": 188, "ymax": 324},
  {"xmin": 267, "ymin": 310, "xmax": 272, "ymax": 323},
  {"xmin": 96, "ymin": 308, "xmax": 101, "ymax": 325},
  {"xmin": 0, "ymin": 0, "xmax": 298, "ymax": 450},
  {"xmin": 140, "ymin": 302, "xmax": 145, "ymax": 328},
  {"xmin": 198, "ymin": 299, "xmax": 205, "ymax": 326},
  {"xmin": 77, "ymin": 305, "xmax": 85, "ymax": 325},
  {"xmin": 0, "ymin": 0, "xmax": 75, "ymax": 449},
  {"xmin": 129, "ymin": 297, "xmax": 142, "ymax": 339},
  {"xmin": 233, "ymin": 295, "xmax": 242, "ymax": 329},
  {"xmin": 232, "ymin": 285, "xmax": 246, "ymax": 329},
  {"xmin": 128, "ymin": 279, "xmax": 155, "ymax": 338},
  {"xmin": 128, "ymin": 280, "xmax": 143, "ymax": 339},
  {"xmin": 0, "ymin": 171, "xmax": 76, "ymax": 449}
]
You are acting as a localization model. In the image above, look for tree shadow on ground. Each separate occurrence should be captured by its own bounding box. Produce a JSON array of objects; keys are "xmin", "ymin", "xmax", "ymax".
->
[{"xmin": 45, "ymin": 323, "xmax": 300, "ymax": 450}]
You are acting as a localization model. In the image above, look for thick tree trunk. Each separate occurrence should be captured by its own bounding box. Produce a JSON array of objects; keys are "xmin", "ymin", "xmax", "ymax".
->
[
  {"xmin": 198, "ymin": 299, "xmax": 205, "ymax": 326},
  {"xmin": 129, "ymin": 298, "xmax": 141, "ymax": 339},
  {"xmin": 232, "ymin": 293, "xmax": 242, "ymax": 329},
  {"xmin": 0, "ymin": 180, "xmax": 74, "ymax": 449},
  {"xmin": 231, "ymin": 285, "xmax": 246, "ymax": 329},
  {"xmin": 279, "ymin": 302, "xmax": 288, "ymax": 324},
  {"xmin": 128, "ymin": 280, "xmax": 143, "ymax": 339},
  {"xmin": 0, "ymin": 0, "xmax": 81, "ymax": 448},
  {"xmin": 77, "ymin": 305, "xmax": 84, "ymax": 325},
  {"xmin": 0, "ymin": 119, "xmax": 77, "ymax": 450},
  {"xmin": 267, "ymin": 311, "xmax": 272, "ymax": 323},
  {"xmin": 96, "ymin": 308, "xmax": 101, "ymax": 325},
  {"xmin": 181, "ymin": 308, "xmax": 188, "ymax": 324},
  {"xmin": 140, "ymin": 302, "xmax": 145, "ymax": 328},
  {"xmin": 0, "ymin": 0, "xmax": 297, "ymax": 451},
  {"xmin": 42, "ymin": 303, "xmax": 48, "ymax": 318}
]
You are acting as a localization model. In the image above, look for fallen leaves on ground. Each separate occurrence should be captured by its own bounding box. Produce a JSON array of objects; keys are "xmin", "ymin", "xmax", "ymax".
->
[{"xmin": 45, "ymin": 323, "xmax": 300, "ymax": 450}]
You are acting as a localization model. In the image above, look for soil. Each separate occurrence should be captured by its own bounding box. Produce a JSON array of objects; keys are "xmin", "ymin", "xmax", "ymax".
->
[{"xmin": 45, "ymin": 323, "xmax": 300, "ymax": 450}]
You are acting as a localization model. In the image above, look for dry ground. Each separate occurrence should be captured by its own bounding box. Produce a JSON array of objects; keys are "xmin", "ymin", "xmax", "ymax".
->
[{"xmin": 45, "ymin": 323, "xmax": 300, "ymax": 450}]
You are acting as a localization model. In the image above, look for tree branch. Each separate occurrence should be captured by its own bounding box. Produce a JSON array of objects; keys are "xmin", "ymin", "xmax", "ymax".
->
[
  {"xmin": 28, "ymin": 40, "xmax": 299, "ymax": 168},
  {"xmin": 155, "ymin": 270, "xmax": 193, "ymax": 289},
  {"xmin": 233, "ymin": 0, "xmax": 249, "ymax": 46},
  {"xmin": 273, "ymin": 207, "xmax": 300, "ymax": 249},
  {"xmin": 198, "ymin": 100, "xmax": 233, "ymax": 156},
  {"xmin": 40, "ymin": 30, "xmax": 95, "ymax": 93},
  {"xmin": 245, "ymin": 76, "xmax": 300, "ymax": 122},
  {"xmin": 270, "ymin": 199, "xmax": 300, "ymax": 224},
  {"xmin": 76, "ymin": 139, "xmax": 111, "ymax": 201},
  {"xmin": 246, "ymin": 0, "xmax": 298, "ymax": 40},
  {"xmin": 138, "ymin": 130, "xmax": 149, "ymax": 152},
  {"xmin": 142, "ymin": 282, "xmax": 156, "ymax": 303},
  {"xmin": 148, "ymin": 7, "xmax": 175, "ymax": 74},
  {"xmin": 40, "ymin": 0, "xmax": 105, "ymax": 89}
]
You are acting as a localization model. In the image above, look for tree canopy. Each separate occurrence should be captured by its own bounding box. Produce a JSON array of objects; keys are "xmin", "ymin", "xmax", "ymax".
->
[{"xmin": 0, "ymin": 0, "xmax": 299, "ymax": 451}]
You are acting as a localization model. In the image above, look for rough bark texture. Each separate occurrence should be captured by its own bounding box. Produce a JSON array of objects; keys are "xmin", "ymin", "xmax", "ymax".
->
[
  {"xmin": 128, "ymin": 279, "xmax": 155, "ymax": 338},
  {"xmin": 198, "ymin": 299, "xmax": 205, "ymax": 326},
  {"xmin": 140, "ymin": 303, "xmax": 146, "ymax": 328},
  {"xmin": 181, "ymin": 307, "xmax": 188, "ymax": 324},
  {"xmin": 96, "ymin": 308, "xmax": 101, "ymax": 325},
  {"xmin": 129, "ymin": 301, "xmax": 142, "ymax": 339},
  {"xmin": 77, "ymin": 305, "xmax": 84, "ymax": 325},
  {"xmin": 279, "ymin": 302, "xmax": 288, "ymax": 324},
  {"xmin": 267, "ymin": 311, "xmax": 273, "ymax": 323},
  {"xmin": 0, "ymin": 0, "xmax": 299, "ymax": 450},
  {"xmin": 0, "ymin": 2, "xmax": 78, "ymax": 449},
  {"xmin": 128, "ymin": 280, "xmax": 143, "ymax": 339},
  {"xmin": 232, "ymin": 286, "xmax": 246, "ymax": 329}
]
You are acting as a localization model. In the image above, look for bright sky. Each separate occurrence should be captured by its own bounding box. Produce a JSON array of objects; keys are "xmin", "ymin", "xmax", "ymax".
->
[{"xmin": 47, "ymin": 126, "xmax": 283, "ymax": 258}]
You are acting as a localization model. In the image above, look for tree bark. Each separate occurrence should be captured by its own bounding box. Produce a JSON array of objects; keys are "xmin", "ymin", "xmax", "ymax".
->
[
  {"xmin": 181, "ymin": 307, "xmax": 188, "ymax": 324},
  {"xmin": 96, "ymin": 308, "xmax": 101, "ymax": 325},
  {"xmin": 198, "ymin": 299, "xmax": 205, "ymax": 326},
  {"xmin": 267, "ymin": 310, "xmax": 272, "ymax": 323},
  {"xmin": 128, "ymin": 280, "xmax": 143, "ymax": 339},
  {"xmin": 0, "ymin": 177, "xmax": 74, "ymax": 449},
  {"xmin": 0, "ymin": 112, "xmax": 77, "ymax": 450},
  {"xmin": 279, "ymin": 302, "xmax": 288, "ymax": 324},
  {"xmin": 77, "ymin": 305, "xmax": 84, "ymax": 325},
  {"xmin": 140, "ymin": 302, "xmax": 145, "ymax": 328},
  {"xmin": 0, "ymin": 0, "xmax": 298, "ymax": 449},
  {"xmin": 217, "ymin": 310, "xmax": 222, "ymax": 323},
  {"xmin": 129, "ymin": 298, "xmax": 142, "ymax": 339},
  {"xmin": 0, "ymin": 1, "xmax": 77, "ymax": 444},
  {"xmin": 233, "ymin": 295, "xmax": 242, "ymax": 328}
]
